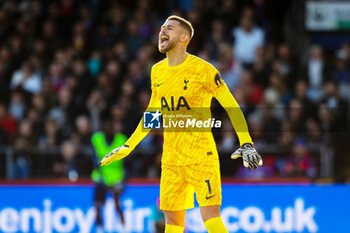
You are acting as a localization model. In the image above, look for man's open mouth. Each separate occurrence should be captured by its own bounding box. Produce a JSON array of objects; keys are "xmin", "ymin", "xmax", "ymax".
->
[{"xmin": 160, "ymin": 35, "xmax": 169, "ymax": 46}]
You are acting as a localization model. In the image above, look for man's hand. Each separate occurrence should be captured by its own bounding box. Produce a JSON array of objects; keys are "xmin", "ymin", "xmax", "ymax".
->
[
  {"xmin": 231, "ymin": 143, "xmax": 263, "ymax": 169},
  {"xmin": 99, "ymin": 145, "xmax": 133, "ymax": 166}
]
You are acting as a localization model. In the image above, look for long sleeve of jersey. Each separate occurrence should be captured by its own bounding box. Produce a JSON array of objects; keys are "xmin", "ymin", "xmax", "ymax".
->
[
  {"xmin": 204, "ymin": 64, "xmax": 252, "ymax": 146},
  {"xmin": 124, "ymin": 118, "xmax": 149, "ymax": 149},
  {"xmin": 215, "ymin": 84, "xmax": 252, "ymax": 146}
]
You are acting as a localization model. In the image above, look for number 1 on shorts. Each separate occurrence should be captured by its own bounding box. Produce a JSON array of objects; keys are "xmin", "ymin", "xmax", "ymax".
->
[{"xmin": 205, "ymin": 179, "xmax": 212, "ymax": 194}]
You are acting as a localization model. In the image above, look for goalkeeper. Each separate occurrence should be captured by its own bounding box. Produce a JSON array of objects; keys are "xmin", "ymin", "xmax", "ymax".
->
[{"xmin": 100, "ymin": 16, "xmax": 262, "ymax": 233}]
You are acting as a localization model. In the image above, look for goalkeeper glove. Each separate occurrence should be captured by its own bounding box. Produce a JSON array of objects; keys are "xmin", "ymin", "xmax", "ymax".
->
[
  {"xmin": 99, "ymin": 145, "xmax": 133, "ymax": 166},
  {"xmin": 231, "ymin": 143, "xmax": 263, "ymax": 169}
]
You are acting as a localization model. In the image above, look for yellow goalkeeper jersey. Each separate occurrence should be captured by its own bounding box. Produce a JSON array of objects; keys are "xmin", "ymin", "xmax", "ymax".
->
[{"xmin": 150, "ymin": 54, "xmax": 226, "ymax": 166}]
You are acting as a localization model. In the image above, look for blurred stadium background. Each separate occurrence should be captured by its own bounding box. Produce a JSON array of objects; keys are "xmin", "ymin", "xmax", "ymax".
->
[{"xmin": 0, "ymin": 0, "xmax": 350, "ymax": 232}]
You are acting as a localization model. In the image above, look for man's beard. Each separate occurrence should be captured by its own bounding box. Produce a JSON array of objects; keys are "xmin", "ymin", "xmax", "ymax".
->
[{"xmin": 158, "ymin": 39, "xmax": 176, "ymax": 53}]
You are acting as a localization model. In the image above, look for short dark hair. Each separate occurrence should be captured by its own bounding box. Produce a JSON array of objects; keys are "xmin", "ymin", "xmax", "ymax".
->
[{"xmin": 167, "ymin": 15, "xmax": 194, "ymax": 39}]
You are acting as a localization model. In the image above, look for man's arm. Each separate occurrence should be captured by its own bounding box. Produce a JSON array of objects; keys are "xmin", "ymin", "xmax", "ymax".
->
[
  {"xmin": 215, "ymin": 84, "xmax": 252, "ymax": 146},
  {"xmin": 215, "ymin": 83, "xmax": 263, "ymax": 169},
  {"xmin": 99, "ymin": 92, "xmax": 159, "ymax": 166}
]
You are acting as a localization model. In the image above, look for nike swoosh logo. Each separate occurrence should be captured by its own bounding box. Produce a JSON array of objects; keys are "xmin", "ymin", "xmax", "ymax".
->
[
  {"xmin": 157, "ymin": 83, "xmax": 164, "ymax": 87},
  {"xmin": 206, "ymin": 195, "xmax": 215, "ymax": 200}
]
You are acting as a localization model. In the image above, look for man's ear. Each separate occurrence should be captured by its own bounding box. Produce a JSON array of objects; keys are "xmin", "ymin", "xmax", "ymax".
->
[{"xmin": 180, "ymin": 33, "xmax": 190, "ymax": 43}]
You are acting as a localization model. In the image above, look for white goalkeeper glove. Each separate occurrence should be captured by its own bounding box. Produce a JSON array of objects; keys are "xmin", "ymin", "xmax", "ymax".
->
[
  {"xmin": 99, "ymin": 145, "xmax": 133, "ymax": 166},
  {"xmin": 231, "ymin": 143, "xmax": 263, "ymax": 169}
]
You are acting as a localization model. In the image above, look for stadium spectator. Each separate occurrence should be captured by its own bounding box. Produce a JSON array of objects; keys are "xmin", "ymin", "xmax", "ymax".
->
[
  {"xmin": 52, "ymin": 140, "xmax": 79, "ymax": 180},
  {"xmin": 39, "ymin": 118, "xmax": 62, "ymax": 147},
  {"xmin": 333, "ymin": 49, "xmax": 350, "ymax": 84},
  {"xmin": 10, "ymin": 61, "xmax": 42, "ymax": 94},
  {"xmin": 127, "ymin": 61, "xmax": 146, "ymax": 91},
  {"xmin": 333, "ymin": 49, "xmax": 350, "ymax": 102},
  {"xmin": 73, "ymin": 115, "xmax": 92, "ymax": 146},
  {"xmin": 232, "ymin": 7, "xmax": 264, "ymax": 64},
  {"xmin": 87, "ymin": 51, "xmax": 102, "ymax": 77},
  {"xmin": 0, "ymin": 103, "xmax": 17, "ymax": 139},
  {"xmin": 252, "ymin": 46, "xmax": 270, "ymax": 88},
  {"xmin": 8, "ymin": 90, "xmax": 26, "ymax": 121},
  {"xmin": 125, "ymin": 20, "xmax": 144, "ymax": 58},
  {"xmin": 10, "ymin": 119, "xmax": 37, "ymax": 178},
  {"xmin": 87, "ymin": 90, "xmax": 106, "ymax": 133},
  {"xmin": 205, "ymin": 19, "xmax": 232, "ymax": 60},
  {"xmin": 265, "ymin": 71, "xmax": 292, "ymax": 106},
  {"xmin": 261, "ymin": 105, "xmax": 281, "ymax": 144},
  {"xmin": 318, "ymin": 103, "xmax": 336, "ymax": 141},
  {"xmin": 288, "ymin": 98, "xmax": 307, "ymax": 134},
  {"xmin": 305, "ymin": 118, "xmax": 322, "ymax": 146},
  {"xmin": 215, "ymin": 0, "xmax": 239, "ymax": 30},
  {"xmin": 215, "ymin": 43, "xmax": 241, "ymax": 90},
  {"xmin": 304, "ymin": 45, "xmax": 327, "ymax": 102},
  {"xmin": 276, "ymin": 43, "xmax": 294, "ymax": 78},
  {"xmin": 11, "ymin": 138, "xmax": 31, "ymax": 178},
  {"xmin": 294, "ymin": 80, "xmax": 315, "ymax": 119},
  {"xmin": 233, "ymin": 68, "xmax": 263, "ymax": 107},
  {"xmin": 321, "ymin": 80, "xmax": 348, "ymax": 130},
  {"xmin": 48, "ymin": 62, "xmax": 66, "ymax": 93},
  {"xmin": 279, "ymin": 123, "xmax": 295, "ymax": 151},
  {"xmin": 280, "ymin": 137, "xmax": 317, "ymax": 178}
]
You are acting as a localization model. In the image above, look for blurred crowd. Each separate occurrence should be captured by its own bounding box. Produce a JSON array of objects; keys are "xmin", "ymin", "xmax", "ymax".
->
[{"xmin": 0, "ymin": 0, "xmax": 349, "ymax": 181}]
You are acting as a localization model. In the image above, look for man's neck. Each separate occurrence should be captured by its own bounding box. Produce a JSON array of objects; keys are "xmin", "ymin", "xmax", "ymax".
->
[
  {"xmin": 166, "ymin": 46, "xmax": 188, "ymax": 66},
  {"xmin": 243, "ymin": 26, "xmax": 252, "ymax": 33}
]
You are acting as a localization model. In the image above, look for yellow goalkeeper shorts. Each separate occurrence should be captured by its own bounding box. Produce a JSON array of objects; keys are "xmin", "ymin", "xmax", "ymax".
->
[{"xmin": 159, "ymin": 159, "xmax": 222, "ymax": 211}]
